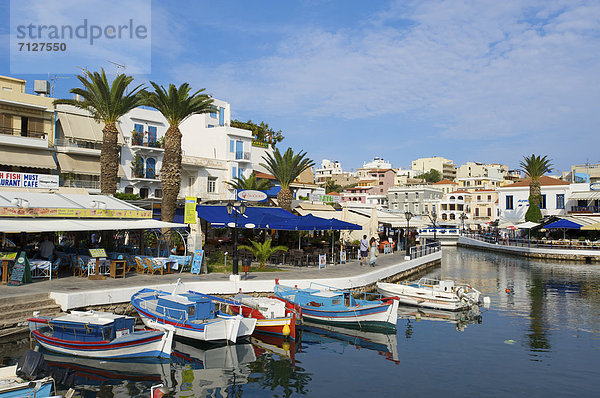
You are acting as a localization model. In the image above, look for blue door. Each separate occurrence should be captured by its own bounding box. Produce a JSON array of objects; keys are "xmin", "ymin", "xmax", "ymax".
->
[{"xmin": 146, "ymin": 158, "xmax": 156, "ymax": 179}]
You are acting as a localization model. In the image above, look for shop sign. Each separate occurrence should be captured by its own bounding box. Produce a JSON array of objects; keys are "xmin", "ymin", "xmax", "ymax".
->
[{"xmin": 0, "ymin": 172, "xmax": 59, "ymax": 189}]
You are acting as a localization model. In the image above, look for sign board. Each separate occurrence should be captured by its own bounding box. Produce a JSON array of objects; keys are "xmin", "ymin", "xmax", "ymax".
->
[
  {"xmin": 318, "ymin": 254, "xmax": 327, "ymax": 269},
  {"xmin": 339, "ymin": 251, "xmax": 346, "ymax": 264},
  {"xmin": 89, "ymin": 248, "xmax": 107, "ymax": 258},
  {"xmin": 309, "ymin": 193, "xmax": 341, "ymax": 203},
  {"xmin": 184, "ymin": 196, "xmax": 197, "ymax": 224},
  {"xmin": 237, "ymin": 190, "xmax": 268, "ymax": 202},
  {"xmin": 191, "ymin": 249, "xmax": 204, "ymax": 274},
  {"xmin": 8, "ymin": 251, "xmax": 32, "ymax": 286},
  {"xmin": 0, "ymin": 252, "xmax": 17, "ymax": 260},
  {"xmin": 0, "ymin": 172, "xmax": 59, "ymax": 189},
  {"xmin": 0, "ymin": 207, "xmax": 152, "ymax": 219},
  {"xmin": 591, "ymin": 183, "xmax": 600, "ymax": 191}
]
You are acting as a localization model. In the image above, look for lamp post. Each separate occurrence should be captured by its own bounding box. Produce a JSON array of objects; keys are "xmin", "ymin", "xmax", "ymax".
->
[
  {"xmin": 226, "ymin": 201, "xmax": 246, "ymax": 275},
  {"xmin": 431, "ymin": 210, "xmax": 437, "ymax": 241},
  {"xmin": 404, "ymin": 211, "xmax": 413, "ymax": 257},
  {"xmin": 459, "ymin": 212, "xmax": 467, "ymax": 234}
]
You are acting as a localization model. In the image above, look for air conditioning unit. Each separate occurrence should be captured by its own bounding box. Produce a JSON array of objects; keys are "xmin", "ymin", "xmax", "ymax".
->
[{"xmin": 34, "ymin": 80, "xmax": 51, "ymax": 96}]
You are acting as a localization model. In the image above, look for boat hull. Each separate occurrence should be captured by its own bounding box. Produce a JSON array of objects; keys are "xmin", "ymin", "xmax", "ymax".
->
[
  {"xmin": 30, "ymin": 329, "xmax": 173, "ymax": 359},
  {"xmin": 377, "ymin": 282, "xmax": 469, "ymax": 311},
  {"xmin": 255, "ymin": 316, "xmax": 295, "ymax": 339}
]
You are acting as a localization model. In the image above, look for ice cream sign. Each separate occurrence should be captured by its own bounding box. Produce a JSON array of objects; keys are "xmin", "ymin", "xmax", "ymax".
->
[
  {"xmin": 0, "ymin": 172, "xmax": 59, "ymax": 189},
  {"xmin": 237, "ymin": 190, "xmax": 268, "ymax": 202}
]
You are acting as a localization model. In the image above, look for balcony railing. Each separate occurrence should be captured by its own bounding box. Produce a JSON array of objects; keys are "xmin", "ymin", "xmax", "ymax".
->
[
  {"xmin": 0, "ymin": 127, "xmax": 46, "ymax": 139},
  {"xmin": 570, "ymin": 206, "xmax": 600, "ymax": 213},
  {"xmin": 62, "ymin": 179, "xmax": 100, "ymax": 190},
  {"xmin": 54, "ymin": 138, "xmax": 101, "ymax": 150},
  {"xmin": 235, "ymin": 151, "xmax": 251, "ymax": 160}
]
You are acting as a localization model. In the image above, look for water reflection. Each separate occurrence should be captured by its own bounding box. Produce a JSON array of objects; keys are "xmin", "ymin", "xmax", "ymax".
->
[{"xmin": 397, "ymin": 304, "xmax": 483, "ymax": 332}]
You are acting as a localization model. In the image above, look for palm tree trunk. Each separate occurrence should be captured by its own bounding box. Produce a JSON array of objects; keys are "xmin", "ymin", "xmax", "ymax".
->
[
  {"xmin": 277, "ymin": 188, "xmax": 293, "ymax": 212},
  {"xmin": 161, "ymin": 125, "xmax": 183, "ymax": 222},
  {"xmin": 100, "ymin": 123, "xmax": 120, "ymax": 195}
]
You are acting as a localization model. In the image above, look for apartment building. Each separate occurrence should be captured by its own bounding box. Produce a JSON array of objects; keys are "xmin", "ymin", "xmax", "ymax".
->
[
  {"xmin": 456, "ymin": 176, "xmax": 503, "ymax": 192},
  {"xmin": 470, "ymin": 189, "xmax": 498, "ymax": 224},
  {"xmin": 356, "ymin": 157, "xmax": 392, "ymax": 179},
  {"xmin": 411, "ymin": 156, "xmax": 456, "ymax": 181},
  {"xmin": 315, "ymin": 159, "xmax": 343, "ymax": 183},
  {"xmin": 387, "ymin": 186, "xmax": 443, "ymax": 215}
]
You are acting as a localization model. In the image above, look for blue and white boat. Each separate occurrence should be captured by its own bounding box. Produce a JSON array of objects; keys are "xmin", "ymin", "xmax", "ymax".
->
[
  {"xmin": 273, "ymin": 282, "xmax": 399, "ymax": 330},
  {"xmin": 131, "ymin": 288, "xmax": 256, "ymax": 343},
  {"xmin": 28, "ymin": 311, "xmax": 173, "ymax": 360},
  {"xmin": 0, "ymin": 365, "xmax": 55, "ymax": 398}
]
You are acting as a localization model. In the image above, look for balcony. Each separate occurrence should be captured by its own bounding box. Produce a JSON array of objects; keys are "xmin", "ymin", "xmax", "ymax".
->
[
  {"xmin": 62, "ymin": 179, "xmax": 100, "ymax": 191},
  {"xmin": 235, "ymin": 151, "xmax": 251, "ymax": 161},
  {"xmin": 569, "ymin": 206, "xmax": 600, "ymax": 214},
  {"xmin": 0, "ymin": 127, "xmax": 48, "ymax": 148},
  {"xmin": 54, "ymin": 138, "xmax": 101, "ymax": 155}
]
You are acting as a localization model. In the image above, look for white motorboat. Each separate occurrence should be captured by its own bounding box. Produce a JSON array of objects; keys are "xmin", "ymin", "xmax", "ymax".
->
[{"xmin": 377, "ymin": 278, "xmax": 487, "ymax": 311}]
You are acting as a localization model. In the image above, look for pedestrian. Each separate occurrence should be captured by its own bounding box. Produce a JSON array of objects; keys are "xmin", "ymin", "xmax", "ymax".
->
[
  {"xmin": 369, "ymin": 237, "xmax": 378, "ymax": 267},
  {"xmin": 38, "ymin": 235, "xmax": 55, "ymax": 261},
  {"xmin": 359, "ymin": 235, "xmax": 369, "ymax": 266}
]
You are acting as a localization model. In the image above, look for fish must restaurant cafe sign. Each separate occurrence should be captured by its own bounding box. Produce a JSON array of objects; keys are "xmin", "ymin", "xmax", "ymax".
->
[{"xmin": 0, "ymin": 172, "xmax": 59, "ymax": 189}]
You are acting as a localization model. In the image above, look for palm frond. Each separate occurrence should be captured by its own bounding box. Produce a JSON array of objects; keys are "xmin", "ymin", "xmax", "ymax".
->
[
  {"xmin": 259, "ymin": 147, "xmax": 314, "ymax": 189},
  {"xmin": 520, "ymin": 154, "xmax": 553, "ymax": 180}
]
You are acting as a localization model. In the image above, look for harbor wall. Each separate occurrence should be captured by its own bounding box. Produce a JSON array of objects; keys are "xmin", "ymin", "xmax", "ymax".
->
[
  {"xmin": 50, "ymin": 251, "xmax": 442, "ymax": 311},
  {"xmin": 458, "ymin": 236, "xmax": 600, "ymax": 263}
]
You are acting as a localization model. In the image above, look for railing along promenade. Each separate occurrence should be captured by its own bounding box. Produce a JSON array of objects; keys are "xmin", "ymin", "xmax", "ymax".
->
[
  {"xmin": 462, "ymin": 232, "xmax": 600, "ymax": 251},
  {"xmin": 409, "ymin": 241, "xmax": 441, "ymax": 260}
]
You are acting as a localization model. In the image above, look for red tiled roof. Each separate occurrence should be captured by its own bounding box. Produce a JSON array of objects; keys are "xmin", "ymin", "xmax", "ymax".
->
[
  {"xmin": 434, "ymin": 179, "xmax": 457, "ymax": 185},
  {"xmin": 254, "ymin": 171, "xmax": 276, "ymax": 180},
  {"xmin": 326, "ymin": 192, "xmax": 341, "ymax": 195},
  {"xmin": 505, "ymin": 175, "xmax": 569, "ymax": 187}
]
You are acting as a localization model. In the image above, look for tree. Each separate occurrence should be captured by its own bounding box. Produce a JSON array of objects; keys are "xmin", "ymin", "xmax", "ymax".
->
[
  {"xmin": 140, "ymin": 82, "xmax": 214, "ymax": 222},
  {"xmin": 231, "ymin": 119, "xmax": 284, "ymax": 147},
  {"xmin": 54, "ymin": 69, "xmax": 144, "ymax": 194},
  {"xmin": 238, "ymin": 239, "xmax": 288, "ymax": 269},
  {"xmin": 416, "ymin": 169, "xmax": 442, "ymax": 183},
  {"xmin": 520, "ymin": 154, "xmax": 553, "ymax": 222},
  {"xmin": 225, "ymin": 172, "xmax": 273, "ymax": 191},
  {"xmin": 260, "ymin": 148, "xmax": 315, "ymax": 211},
  {"xmin": 325, "ymin": 178, "xmax": 343, "ymax": 194}
]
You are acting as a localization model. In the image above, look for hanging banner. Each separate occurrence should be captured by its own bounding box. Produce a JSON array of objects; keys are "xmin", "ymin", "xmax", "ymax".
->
[
  {"xmin": 191, "ymin": 249, "xmax": 204, "ymax": 274},
  {"xmin": 184, "ymin": 197, "xmax": 198, "ymax": 224}
]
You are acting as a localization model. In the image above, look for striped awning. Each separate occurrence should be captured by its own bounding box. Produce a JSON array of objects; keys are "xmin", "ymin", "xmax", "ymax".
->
[{"xmin": 570, "ymin": 191, "xmax": 600, "ymax": 200}]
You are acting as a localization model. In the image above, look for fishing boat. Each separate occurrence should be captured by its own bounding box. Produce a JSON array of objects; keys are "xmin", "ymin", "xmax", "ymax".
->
[
  {"xmin": 193, "ymin": 292, "xmax": 296, "ymax": 340},
  {"xmin": 376, "ymin": 278, "xmax": 487, "ymax": 311},
  {"xmin": 0, "ymin": 365, "xmax": 55, "ymax": 398},
  {"xmin": 273, "ymin": 282, "xmax": 398, "ymax": 330},
  {"xmin": 28, "ymin": 310, "xmax": 173, "ymax": 360},
  {"xmin": 130, "ymin": 288, "xmax": 256, "ymax": 343}
]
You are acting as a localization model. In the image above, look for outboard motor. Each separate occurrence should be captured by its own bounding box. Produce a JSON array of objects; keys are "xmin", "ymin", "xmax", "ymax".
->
[{"xmin": 16, "ymin": 350, "xmax": 47, "ymax": 380}]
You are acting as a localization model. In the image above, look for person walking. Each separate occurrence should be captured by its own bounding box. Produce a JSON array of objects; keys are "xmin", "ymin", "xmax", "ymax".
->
[
  {"xmin": 369, "ymin": 237, "xmax": 378, "ymax": 267},
  {"xmin": 359, "ymin": 235, "xmax": 369, "ymax": 266}
]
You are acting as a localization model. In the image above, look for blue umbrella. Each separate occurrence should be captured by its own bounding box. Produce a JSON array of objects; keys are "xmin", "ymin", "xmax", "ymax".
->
[{"xmin": 544, "ymin": 219, "xmax": 582, "ymax": 229}]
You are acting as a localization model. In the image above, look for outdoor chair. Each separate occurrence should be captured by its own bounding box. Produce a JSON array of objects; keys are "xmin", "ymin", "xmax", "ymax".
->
[
  {"xmin": 52, "ymin": 258, "xmax": 61, "ymax": 278},
  {"xmin": 75, "ymin": 256, "xmax": 87, "ymax": 277},
  {"xmin": 134, "ymin": 256, "xmax": 146, "ymax": 273},
  {"xmin": 144, "ymin": 257, "xmax": 163, "ymax": 275},
  {"xmin": 123, "ymin": 254, "xmax": 137, "ymax": 273}
]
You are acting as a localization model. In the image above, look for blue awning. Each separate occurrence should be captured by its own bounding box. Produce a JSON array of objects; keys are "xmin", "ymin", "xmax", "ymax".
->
[
  {"xmin": 544, "ymin": 219, "xmax": 582, "ymax": 229},
  {"xmin": 196, "ymin": 205, "xmax": 361, "ymax": 230}
]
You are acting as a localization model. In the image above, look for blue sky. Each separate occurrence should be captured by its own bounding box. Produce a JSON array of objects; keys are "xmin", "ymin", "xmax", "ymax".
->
[{"xmin": 2, "ymin": 0, "xmax": 600, "ymax": 173}]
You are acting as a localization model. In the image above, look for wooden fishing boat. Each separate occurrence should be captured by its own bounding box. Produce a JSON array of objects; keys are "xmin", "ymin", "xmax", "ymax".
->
[
  {"xmin": 0, "ymin": 365, "xmax": 55, "ymax": 398},
  {"xmin": 194, "ymin": 292, "xmax": 296, "ymax": 340},
  {"xmin": 28, "ymin": 310, "xmax": 173, "ymax": 360},
  {"xmin": 377, "ymin": 278, "xmax": 486, "ymax": 311},
  {"xmin": 273, "ymin": 282, "xmax": 398, "ymax": 330},
  {"xmin": 130, "ymin": 288, "xmax": 256, "ymax": 344}
]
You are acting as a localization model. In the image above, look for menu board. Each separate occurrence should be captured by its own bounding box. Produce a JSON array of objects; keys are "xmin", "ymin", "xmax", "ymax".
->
[
  {"xmin": 89, "ymin": 248, "xmax": 107, "ymax": 258},
  {"xmin": 8, "ymin": 251, "xmax": 32, "ymax": 286},
  {"xmin": 339, "ymin": 251, "xmax": 347, "ymax": 264},
  {"xmin": 0, "ymin": 252, "xmax": 17, "ymax": 260},
  {"xmin": 191, "ymin": 250, "xmax": 204, "ymax": 274},
  {"xmin": 318, "ymin": 254, "xmax": 327, "ymax": 269}
]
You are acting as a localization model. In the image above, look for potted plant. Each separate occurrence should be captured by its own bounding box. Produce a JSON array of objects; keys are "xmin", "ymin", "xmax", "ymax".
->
[
  {"xmin": 131, "ymin": 129, "xmax": 144, "ymax": 146},
  {"xmin": 132, "ymin": 155, "xmax": 144, "ymax": 178},
  {"xmin": 238, "ymin": 239, "xmax": 288, "ymax": 270}
]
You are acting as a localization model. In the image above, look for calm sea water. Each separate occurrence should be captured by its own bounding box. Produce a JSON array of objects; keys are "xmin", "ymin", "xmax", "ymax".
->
[{"xmin": 5, "ymin": 247, "xmax": 600, "ymax": 397}]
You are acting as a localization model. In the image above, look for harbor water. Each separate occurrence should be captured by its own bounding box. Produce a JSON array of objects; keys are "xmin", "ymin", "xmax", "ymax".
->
[{"xmin": 3, "ymin": 246, "xmax": 600, "ymax": 397}]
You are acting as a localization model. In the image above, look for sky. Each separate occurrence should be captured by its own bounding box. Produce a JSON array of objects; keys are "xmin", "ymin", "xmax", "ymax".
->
[{"xmin": 1, "ymin": 0, "xmax": 599, "ymax": 174}]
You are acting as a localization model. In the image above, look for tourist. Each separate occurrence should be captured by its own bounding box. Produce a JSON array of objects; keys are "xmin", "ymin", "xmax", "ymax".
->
[
  {"xmin": 359, "ymin": 235, "xmax": 369, "ymax": 266},
  {"xmin": 369, "ymin": 237, "xmax": 378, "ymax": 267},
  {"xmin": 38, "ymin": 235, "xmax": 55, "ymax": 261}
]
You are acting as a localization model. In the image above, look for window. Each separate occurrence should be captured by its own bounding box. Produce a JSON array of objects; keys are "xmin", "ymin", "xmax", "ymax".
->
[
  {"xmin": 487, "ymin": 195, "xmax": 492, "ymax": 201},
  {"xmin": 124, "ymin": 186, "xmax": 134, "ymax": 194},
  {"xmin": 134, "ymin": 123, "xmax": 144, "ymax": 132},
  {"xmin": 208, "ymin": 177, "xmax": 217, "ymax": 193},
  {"xmin": 146, "ymin": 158, "xmax": 156, "ymax": 179},
  {"xmin": 477, "ymin": 195, "xmax": 481, "ymax": 201},
  {"xmin": 0, "ymin": 113, "xmax": 12, "ymax": 134},
  {"xmin": 475, "ymin": 208, "xmax": 480, "ymax": 217},
  {"xmin": 379, "ymin": 181, "xmax": 383, "ymax": 185},
  {"xmin": 147, "ymin": 126, "xmax": 157, "ymax": 143},
  {"xmin": 154, "ymin": 189, "xmax": 162, "ymax": 198},
  {"xmin": 210, "ymin": 110, "xmax": 217, "ymax": 118},
  {"xmin": 208, "ymin": 124, "xmax": 215, "ymax": 128},
  {"xmin": 539, "ymin": 194, "xmax": 546, "ymax": 209},
  {"xmin": 139, "ymin": 187, "xmax": 149, "ymax": 199},
  {"xmin": 235, "ymin": 140, "xmax": 244, "ymax": 159},
  {"xmin": 556, "ymin": 194, "xmax": 565, "ymax": 209},
  {"xmin": 229, "ymin": 139, "xmax": 234, "ymax": 153},
  {"xmin": 506, "ymin": 195, "xmax": 514, "ymax": 210},
  {"xmin": 238, "ymin": 167, "xmax": 244, "ymax": 179},
  {"xmin": 487, "ymin": 208, "xmax": 492, "ymax": 217},
  {"xmin": 232, "ymin": 166, "xmax": 237, "ymax": 179},
  {"xmin": 219, "ymin": 107, "xmax": 225, "ymax": 126}
]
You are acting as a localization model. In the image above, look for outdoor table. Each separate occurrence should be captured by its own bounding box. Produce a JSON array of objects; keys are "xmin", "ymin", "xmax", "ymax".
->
[
  {"xmin": 154, "ymin": 257, "xmax": 178, "ymax": 273},
  {"xmin": 87, "ymin": 257, "xmax": 109, "ymax": 279},
  {"xmin": 109, "ymin": 259, "xmax": 126, "ymax": 278}
]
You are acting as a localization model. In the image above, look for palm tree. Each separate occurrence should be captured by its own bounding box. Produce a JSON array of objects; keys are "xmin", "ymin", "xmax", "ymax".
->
[
  {"xmin": 325, "ymin": 178, "xmax": 342, "ymax": 194},
  {"xmin": 238, "ymin": 239, "xmax": 288, "ymax": 269},
  {"xmin": 225, "ymin": 172, "xmax": 273, "ymax": 191},
  {"xmin": 140, "ymin": 82, "xmax": 214, "ymax": 222},
  {"xmin": 260, "ymin": 148, "xmax": 314, "ymax": 211},
  {"xmin": 54, "ymin": 69, "xmax": 144, "ymax": 194},
  {"xmin": 519, "ymin": 154, "xmax": 553, "ymax": 222}
]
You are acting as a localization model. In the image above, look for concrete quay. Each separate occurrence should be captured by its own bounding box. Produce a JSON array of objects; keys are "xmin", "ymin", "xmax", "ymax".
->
[
  {"xmin": 0, "ymin": 251, "xmax": 442, "ymax": 312},
  {"xmin": 458, "ymin": 236, "xmax": 600, "ymax": 263}
]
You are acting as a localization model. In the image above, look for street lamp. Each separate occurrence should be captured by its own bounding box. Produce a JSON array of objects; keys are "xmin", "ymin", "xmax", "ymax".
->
[
  {"xmin": 459, "ymin": 212, "xmax": 468, "ymax": 234},
  {"xmin": 404, "ymin": 211, "xmax": 413, "ymax": 257},
  {"xmin": 431, "ymin": 210, "xmax": 437, "ymax": 241},
  {"xmin": 226, "ymin": 201, "xmax": 247, "ymax": 275}
]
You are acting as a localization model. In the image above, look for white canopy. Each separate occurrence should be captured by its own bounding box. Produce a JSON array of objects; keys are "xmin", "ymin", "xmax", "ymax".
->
[
  {"xmin": 0, "ymin": 218, "xmax": 186, "ymax": 233},
  {"xmin": 517, "ymin": 221, "xmax": 540, "ymax": 229}
]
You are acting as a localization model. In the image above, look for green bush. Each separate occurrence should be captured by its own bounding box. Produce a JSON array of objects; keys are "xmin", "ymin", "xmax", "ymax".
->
[{"xmin": 115, "ymin": 192, "xmax": 141, "ymax": 200}]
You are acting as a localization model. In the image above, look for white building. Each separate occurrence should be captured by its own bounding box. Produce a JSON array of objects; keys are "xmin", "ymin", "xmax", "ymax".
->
[
  {"xmin": 497, "ymin": 176, "xmax": 570, "ymax": 223},
  {"xmin": 411, "ymin": 156, "xmax": 456, "ymax": 181},
  {"xmin": 315, "ymin": 159, "xmax": 343, "ymax": 183},
  {"xmin": 456, "ymin": 162, "xmax": 508, "ymax": 180},
  {"xmin": 357, "ymin": 157, "xmax": 392, "ymax": 179},
  {"xmin": 387, "ymin": 185, "xmax": 443, "ymax": 215}
]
